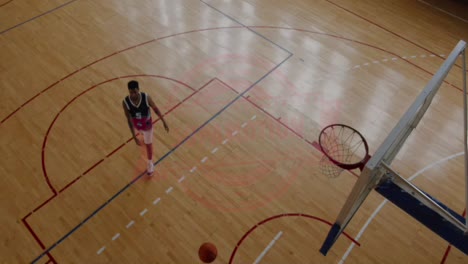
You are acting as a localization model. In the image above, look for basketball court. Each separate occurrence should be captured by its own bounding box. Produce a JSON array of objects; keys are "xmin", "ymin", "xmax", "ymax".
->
[{"xmin": 1, "ymin": 0, "xmax": 468, "ymax": 263}]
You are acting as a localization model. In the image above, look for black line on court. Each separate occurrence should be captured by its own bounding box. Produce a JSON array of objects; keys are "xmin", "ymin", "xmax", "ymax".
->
[
  {"xmin": 200, "ymin": 0, "xmax": 293, "ymax": 56},
  {"xmin": 0, "ymin": 0, "xmax": 79, "ymax": 35}
]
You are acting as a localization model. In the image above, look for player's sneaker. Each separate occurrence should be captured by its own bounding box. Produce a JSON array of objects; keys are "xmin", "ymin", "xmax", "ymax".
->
[{"xmin": 147, "ymin": 161, "xmax": 154, "ymax": 176}]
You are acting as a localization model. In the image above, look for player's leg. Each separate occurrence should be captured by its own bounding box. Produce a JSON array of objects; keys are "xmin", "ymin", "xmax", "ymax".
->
[{"xmin": 141, "ymin": 127, "xmax": 154, "ymax": 175}]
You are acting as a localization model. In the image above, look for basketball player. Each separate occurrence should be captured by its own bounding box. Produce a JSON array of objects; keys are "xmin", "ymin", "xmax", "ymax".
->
[{"xmin": 123, "ymin": 80, "xmax": 169, "ymax": 176}]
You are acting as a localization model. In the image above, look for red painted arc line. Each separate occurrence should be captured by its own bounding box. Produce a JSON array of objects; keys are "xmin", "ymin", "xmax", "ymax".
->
[
  {"xmin": 41, "ymin": 74, "xmax": 195, "ymax": 194},
  {"xmin": 228, "ymin": 213, "xmax": 360, "ymax": 264},
  {"xmin": 1, "ymin": 26, "xmax": 462, "ymax": 127},
  {"xmin": 0, "ymin": 0, "xmax": 12, "ymax": 8}
]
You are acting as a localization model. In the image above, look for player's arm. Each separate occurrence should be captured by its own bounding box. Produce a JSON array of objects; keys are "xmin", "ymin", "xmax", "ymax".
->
[
  {"xmin": 147, "ymin": 95, "xmax": 169, "ymax": 132},
  {"xmin": 122, "ymin": 101, "xmax": 140, "ymax": 145}
]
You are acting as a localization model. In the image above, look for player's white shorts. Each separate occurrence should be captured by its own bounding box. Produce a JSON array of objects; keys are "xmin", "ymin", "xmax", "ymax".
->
[{"xmin": 137, "ymin": 127, "xmax": 153, "ymax": 144}]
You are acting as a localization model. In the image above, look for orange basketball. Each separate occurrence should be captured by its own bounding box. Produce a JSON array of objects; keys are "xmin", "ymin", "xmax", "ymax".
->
[{"xmin": 198, "ymin": 242, "xmax": 217, "ymax": 263}]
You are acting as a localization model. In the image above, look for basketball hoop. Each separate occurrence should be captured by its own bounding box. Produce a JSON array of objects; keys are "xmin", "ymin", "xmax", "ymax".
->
[{"xmin": 318, "ymin": 124, "xmax": 370, "ymax": 178}]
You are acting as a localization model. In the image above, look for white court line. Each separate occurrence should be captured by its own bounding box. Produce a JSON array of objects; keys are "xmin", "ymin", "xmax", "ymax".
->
[
  {"xmin": 140, "ymin": 208, "xmax": 148, "ymax": 216},
  {"xmin": 126, "ymin": 220, "xmax": 135, "ymax": 229},
  {"xmin": 418, "ymin": 0, "xmax": 468, "ymax": 23},
  {"xmin": 112, "ymin": 233, "xmax": 120, "ymax": 241},
  {"xmin": 338, "ymin": 201, "xmax": 388, "ymax": 264},
  {"xmin": 178, "ymin": 176, "xmax": 186, "ymax": 183},
  {"xmin": 253, "ymin": 231, "xmax": 283, "ymax": 264},
  {"xmin": 153, "ymin": 197, "xmax": 161, "ymax": 205},
  {"xmin": 97, "ymin": 246, "xmax": 106, "ymax": 255},
  {"xmin": 339, "ymin": 152, "xmax": 463, "ymax": 263}
]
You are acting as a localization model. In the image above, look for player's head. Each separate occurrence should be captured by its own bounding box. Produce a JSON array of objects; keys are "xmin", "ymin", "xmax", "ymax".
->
[{"xmin": 128, "ymin": 80, "xmax": 140, "ymax": 100}]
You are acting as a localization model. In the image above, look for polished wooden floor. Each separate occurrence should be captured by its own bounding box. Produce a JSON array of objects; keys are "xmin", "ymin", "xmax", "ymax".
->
[{"xmin": 1, "ymin": 0, "xmax": 468, "ymax": 263}]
